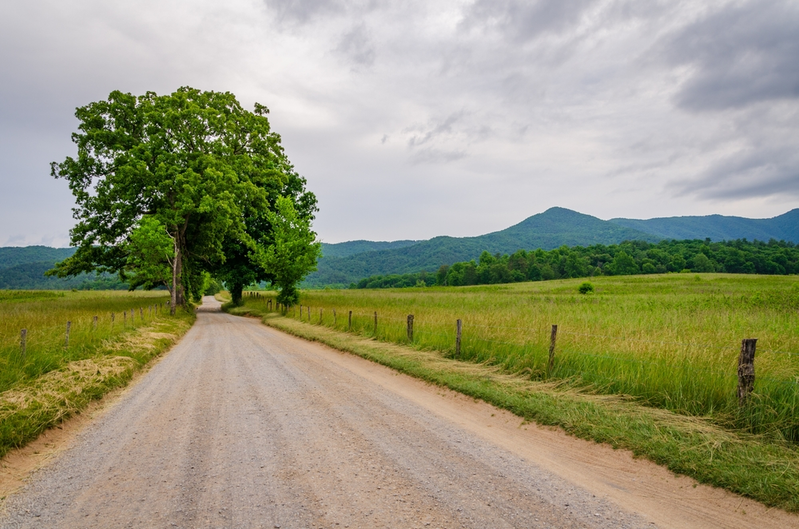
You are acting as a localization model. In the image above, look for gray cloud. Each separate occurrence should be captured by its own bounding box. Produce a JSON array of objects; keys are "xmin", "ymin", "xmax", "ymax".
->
[
  {"xmin": 406, "ymin": 112, "xmax": 466, "ymax": 148},
  {"xmin": 461, "ymin": 0, "xmax": 599, "ymax": 43},
  {"xmin": 264, "ymin": 0, "xmax": 346, "ymax": 24},
  {"xmin": 671, "ymin": 145, "xmax": 799, "ymax": 200},
  {"xmin": 660, "ymin": 0, "xmax": 799, "ymax": 111},
  {"xmin": 335, "ymin": 23, "xmax": 376, "ymax": 67}
]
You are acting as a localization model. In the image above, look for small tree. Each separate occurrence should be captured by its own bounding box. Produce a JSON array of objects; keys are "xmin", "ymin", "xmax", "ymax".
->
[{"xmin": 255, "ymin": 196, "xmax": 321, "ymax": 305}]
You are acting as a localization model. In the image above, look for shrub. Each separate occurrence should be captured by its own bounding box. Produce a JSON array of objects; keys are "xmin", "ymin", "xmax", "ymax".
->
[{"xmin": 578, "ymin": 282, "xmax": 594, "ymax": 294}]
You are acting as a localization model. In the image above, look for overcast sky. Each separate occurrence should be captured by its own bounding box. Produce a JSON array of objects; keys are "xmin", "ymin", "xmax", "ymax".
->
[{"xmin": 1, "ymin": 0, "xmax": 798, "ymax": 246}]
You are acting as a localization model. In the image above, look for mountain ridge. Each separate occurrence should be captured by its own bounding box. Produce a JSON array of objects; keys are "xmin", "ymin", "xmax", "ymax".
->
[{"xmin": 305, "ymin": 207, "xmax": 799, "ymax": 286}]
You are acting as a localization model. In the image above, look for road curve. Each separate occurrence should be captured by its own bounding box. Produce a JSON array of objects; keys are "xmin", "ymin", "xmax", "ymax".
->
[{"xmin": 0, "ymin": 297, "xmax": 792, "ymax": 528}]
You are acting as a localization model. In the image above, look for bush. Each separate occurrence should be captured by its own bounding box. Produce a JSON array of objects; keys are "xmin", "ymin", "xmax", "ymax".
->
[{"xmin": 578, "ymin": 282, "xmax": 595, "ymax": 294}]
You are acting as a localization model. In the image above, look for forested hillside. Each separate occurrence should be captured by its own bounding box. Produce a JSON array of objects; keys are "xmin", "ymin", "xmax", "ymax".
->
[
  {"xmin": 306, "ymin": 207, "xmax": 799, "ymax": 287},
  {"xmin": 306, "ymin": 208, "xmax": 655, "ymax": 286},
  {"xmin": 320, "ymin": 240, "xmax": 418, "ymax": 259},
  {"xmin": 355, "ymin": 239, "xmax": 799, "ymax": 288},
  {"xmin": 610, "ymin": 209, "xmax": 799, "ymax": 242},
  {"xmin": 0, "ymin": 247, "xmax": 126, "ymax": 289}
]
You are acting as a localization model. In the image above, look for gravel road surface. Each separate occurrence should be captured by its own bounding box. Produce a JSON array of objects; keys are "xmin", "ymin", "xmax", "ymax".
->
[{"xmin": 0, "ymin": 297, "xmax": 793, "ymax": 528}]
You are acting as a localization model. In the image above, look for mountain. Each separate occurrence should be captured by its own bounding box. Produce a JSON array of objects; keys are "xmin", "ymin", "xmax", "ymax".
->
[
  {"xmin": 0, "ymin": 246, "xmax": 75, "ymax": 269},
  {"xmin": 321, "ymin": 240, "xmax": 419, "ymax": 259},
  {"xmin": 0, "ymin": 246, "xmax": 126, "ymax": 290},
  {"xmin": 305, "ymin": 207, "xmax": 657, "ymax": 286},
  {"xmin": 609, "ymin": 209, "xmax": 799, "ymax": 242}
]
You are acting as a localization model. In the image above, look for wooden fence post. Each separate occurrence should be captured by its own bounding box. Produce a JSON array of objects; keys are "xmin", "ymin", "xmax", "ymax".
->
[
  {"xmin": 374, "ymin": 312, "xmax": 378, "ymax": 334},
  {"xmin": 111, "ymin": 313, "xmax": 115, "ymax": 327},
  {"xmin": 456, "ymin": 319, "xmax": 462, "ymax": 357},
  {"xmin": 123, "ymin": 311, "xmax": 127, "ymax": 325},
  {"xmin": 300, "ymin": 304, "xmax": 303, "ymax": 320},
  {"xmin": 93, "ymin": 315, "xmax": 98, "ymax": 330},
  {"xmin": 140, "ymin": 307, "xmax": 143, "ymax": 320},
  {"xmin": 65, "ymin": 321, "xmax": 71, "ymax": 348},
  {"xmin": 548, "ymin": 325, "xmax": 558, "ymax": 375},
  {"xmin": 407, "ymin": 315, "xmax": 414, "ymax": 342},
  {"xmin": 738, "ymin": 338, "xmax": 757, "ymax": 407},
  {"xmin": 348, "ymin": 310, "xmax": 352, "ymax": 331},
  {"xmin": 319, "ymin": 308, "xmax": 323, "ymax": 324},
  {"xmin": 333, "ymin": 309, "xmax": 337, "ymax": 326},
  {"xmin": 20, "ymin": 329, "xmax": 26, "ymax": 361}
]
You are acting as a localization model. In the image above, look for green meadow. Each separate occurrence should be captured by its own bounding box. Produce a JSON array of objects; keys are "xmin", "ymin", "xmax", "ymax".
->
[
  {"xmin": 253, "ymin": 273, "xmax": 799, "ymax": 443},
  {"xmin": 0, "ymin": 290, "xmax": 175, "ymax": 394}
]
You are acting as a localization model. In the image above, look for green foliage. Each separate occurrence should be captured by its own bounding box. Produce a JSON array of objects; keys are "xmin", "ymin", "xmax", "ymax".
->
[
  {"xmin": 48, "ymin": 87, "xmax": 319, "ymax": 308},
  {"xmin": 122, "ymin": 217, "xmax": 174, "ymax": 291},
  {"xmin": 578, "ymin": 282, "xmax": 594, "ymax": 294},
  {"xmin": 255, "ymin": 196, "xmax": 321, "ymax": 306},
  {"xmin": 307, "ymin": 207, "xmax": 799, "ymax": 287},
  {"xmin": 354, "ymin": 238, "xmax": 799, "ymax": 289}
]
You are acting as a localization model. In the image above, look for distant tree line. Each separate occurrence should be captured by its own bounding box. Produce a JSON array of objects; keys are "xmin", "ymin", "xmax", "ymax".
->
[{"xmin": 353, "ymin": 239, "xmax": 799, "ymax": 289}]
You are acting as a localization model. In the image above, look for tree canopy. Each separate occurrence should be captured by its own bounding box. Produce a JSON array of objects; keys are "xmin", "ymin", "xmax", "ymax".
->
[
  {"xmin": 49, "ymin": 87, "xmax": 319, "ymax": 307},
  {"xmin": 353, "ymin": 238, "xmax": 799, "ymax": 288}
]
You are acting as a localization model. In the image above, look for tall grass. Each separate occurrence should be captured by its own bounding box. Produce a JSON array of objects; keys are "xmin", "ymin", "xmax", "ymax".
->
[
  {"xmin": 249, "ymin": 274, "xmax": 799, "ymax": 442},
  {"xmin": 0, "ymin": 290, "xmax": 172, "ymax": 394}
]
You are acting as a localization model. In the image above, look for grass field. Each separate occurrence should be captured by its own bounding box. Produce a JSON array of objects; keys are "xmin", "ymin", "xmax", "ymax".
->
[
  {"xmin": 246, "ymin": 274, "xmax": 799, "ymax": 443},
  {"xmin": 0, "ymin": 290, "xmax": 193, "ymax": 458},
  {"xmin": 0, "ymin": 290, "xmax": 175, "ymax": 393}
]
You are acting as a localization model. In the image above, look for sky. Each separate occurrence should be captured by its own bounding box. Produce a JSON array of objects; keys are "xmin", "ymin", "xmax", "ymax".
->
[{"xmin": 1, "ymin": 0, "xmax": 798, "ymax": 246}]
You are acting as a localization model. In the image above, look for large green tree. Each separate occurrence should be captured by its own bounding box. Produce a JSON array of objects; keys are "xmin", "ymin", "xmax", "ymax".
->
[{"xmin": 49, "ymin": 87, "xmax": 318, "ymax": 310}]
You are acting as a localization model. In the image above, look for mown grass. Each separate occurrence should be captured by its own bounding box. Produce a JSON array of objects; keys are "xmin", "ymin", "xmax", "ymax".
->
[
  {"xmin": 239, "ymin": 274, "xmax": 799, "ymax": 443},
  {"xmin": 0, "ymin": 290, "xmax": 194, "ymax": 458}
]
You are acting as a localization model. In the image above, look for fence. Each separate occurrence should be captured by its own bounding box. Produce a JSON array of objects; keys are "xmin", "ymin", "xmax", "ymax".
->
[{"xmin": 249, "ymin": 297, "xmax": 799, "ymax": 441}]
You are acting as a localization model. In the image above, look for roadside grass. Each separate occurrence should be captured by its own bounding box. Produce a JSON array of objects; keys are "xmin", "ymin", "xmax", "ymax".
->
[
  {"xmin": 240, "ymin": 275, "xmax": 799, "ymax": 444},
  {"xmin": 0, "ymin": 291, "xmax": 194, "ymax": 458},
  {"xmin": 225, "ymin": 303, "xmax": 799, "ymax": 512}
]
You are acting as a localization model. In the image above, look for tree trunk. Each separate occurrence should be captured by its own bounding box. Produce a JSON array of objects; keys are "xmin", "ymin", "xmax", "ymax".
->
[
  {"xmin": 171, "ymin": 240, "xmax": 183, "ymax": 315},
  {"xmin": 230, "ymin": 283, "xmax": 243, "ymax": 306}
]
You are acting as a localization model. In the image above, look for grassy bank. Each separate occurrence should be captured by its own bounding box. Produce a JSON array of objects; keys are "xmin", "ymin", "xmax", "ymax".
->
[{"xmin": 0, "ymin": 290, "xmax": 194, "ymax": 458}]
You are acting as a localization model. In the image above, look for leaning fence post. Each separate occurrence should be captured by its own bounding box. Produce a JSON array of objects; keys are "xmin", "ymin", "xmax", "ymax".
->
[
  {"xmin": 738, "ymin": 338, "xmax": 757, "ymax": 407},
  {"xmin": 548, "ymin": 324, "xmax": 558, "ymax": 375},
  {"xmin": 20, "ymin": 329, "xmax": 26, "ymax": 361},
  {"xmin": 407, "ymin": 315, "xmax": 414, "ymax": 342},
  {"xmin": 456, "ymin": 319, "xmax": 462, "ymax": 357},
  {"xmin": 65, "ymin": 321, "xmax": 71, "ymax": 348},
  {"xmin": 348, "ymin": 310, "xmax": 353, "ymax": 331}
]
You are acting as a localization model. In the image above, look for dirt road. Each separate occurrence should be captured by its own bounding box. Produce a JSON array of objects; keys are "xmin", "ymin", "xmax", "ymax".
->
[{"xmin": 0, "ymin": 297, "xmax": 795, "ymax": 528}]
